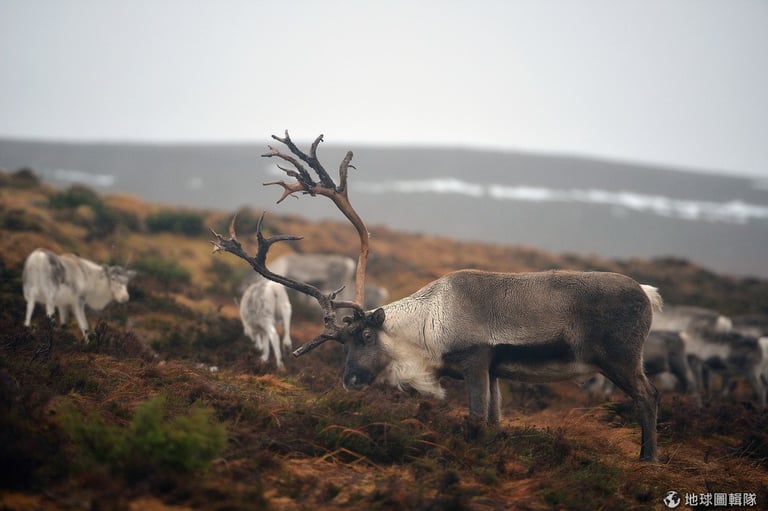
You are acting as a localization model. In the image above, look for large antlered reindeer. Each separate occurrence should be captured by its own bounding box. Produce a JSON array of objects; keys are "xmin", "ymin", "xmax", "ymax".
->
[{"xmin": 212, "ymin": 131, "xmax": 663, "ymax": 461}]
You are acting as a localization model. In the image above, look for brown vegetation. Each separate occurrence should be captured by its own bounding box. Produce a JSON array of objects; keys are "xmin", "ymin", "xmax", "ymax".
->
[{"xmin": 1, "ymin": 169, "xmax": 767, "ymax": 510}]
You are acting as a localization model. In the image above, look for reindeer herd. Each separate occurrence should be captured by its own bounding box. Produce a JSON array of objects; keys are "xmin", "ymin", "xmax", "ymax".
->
[{"xmin": 21, "ymin": 132, "xmax": 768, "ymax": 462}]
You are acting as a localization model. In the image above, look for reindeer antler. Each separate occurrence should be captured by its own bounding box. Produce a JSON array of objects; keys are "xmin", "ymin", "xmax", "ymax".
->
[
  {"xmin": 212, "ymin": 131, "xmax": 370, "ymax": 357},
  {"xmin": 262, "ymin": 131, "xmax": 368, "ymax": 309},
  {"xmin": 211, "ymin": 212, "xmax": 362, "ymax": 354}
]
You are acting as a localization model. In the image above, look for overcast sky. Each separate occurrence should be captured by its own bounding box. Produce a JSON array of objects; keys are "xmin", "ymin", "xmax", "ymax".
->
[{"xmin": 1, "ymin": 0, "xmax": 767, "ymax": 177}]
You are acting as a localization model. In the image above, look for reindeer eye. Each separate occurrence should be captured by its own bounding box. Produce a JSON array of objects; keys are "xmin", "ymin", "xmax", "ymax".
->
[{"xmin": 361, "ymin": 328, "xmax": 375, "ymax": 344}]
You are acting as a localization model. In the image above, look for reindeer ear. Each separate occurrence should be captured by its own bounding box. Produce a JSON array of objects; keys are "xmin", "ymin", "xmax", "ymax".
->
[{"xmin": 369, "ymin": 308, "xmax": 386, "ymax": 327}]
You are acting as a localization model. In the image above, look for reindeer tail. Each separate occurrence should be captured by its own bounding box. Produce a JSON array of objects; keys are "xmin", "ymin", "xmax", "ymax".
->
[{"xmin": 640, "ymin": 285, "xmax": 663, "ymax": 313}]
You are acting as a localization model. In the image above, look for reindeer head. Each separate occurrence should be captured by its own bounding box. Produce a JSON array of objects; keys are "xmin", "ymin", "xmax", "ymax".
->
[
  {"xmin": 337, "ymin": 308, "xmax": 388, "ymax": 389},
  {"xmin": 103, "ymin": 265, "xmax": 137, "ymax": 304},
  {"xmin": 211, "ymin": 131, "xmax": 375, "ymax": 359}
]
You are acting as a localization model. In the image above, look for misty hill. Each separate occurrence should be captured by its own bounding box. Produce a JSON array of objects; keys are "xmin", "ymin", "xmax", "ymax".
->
[{"xmin": 2, "ymin": 138, "xmax": 767, "ymax": 278}]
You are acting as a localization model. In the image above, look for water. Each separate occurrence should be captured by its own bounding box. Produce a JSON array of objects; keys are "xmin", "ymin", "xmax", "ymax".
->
[{"xmin": 2, "ymin": 139, "xmax": 767, "ymax": 278}]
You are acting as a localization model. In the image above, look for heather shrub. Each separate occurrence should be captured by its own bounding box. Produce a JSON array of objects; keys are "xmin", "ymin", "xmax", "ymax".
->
[
  {"xmin": 146, "ymin": 210, "xmax": 204, "ymax": 236},
  {"xmin": 59, "ymin": 394, "xmax": 226, "ymax": 480}
]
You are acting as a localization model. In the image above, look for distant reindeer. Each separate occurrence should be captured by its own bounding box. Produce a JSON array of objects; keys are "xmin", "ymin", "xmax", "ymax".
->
[
  {"xmin": 212, "ymin": 132, "xmax": 663, "ymax": 461},
  {"xmin": 239, "ymin": 276, "xmax": 293, "ymax": 370},
  {"xmin": 23, "ymin": 248, "xmax": 136, "ymax": 339},
  {"xmin": 583, "ymin": 329, "xmax": 696, "ymax": 403},
  {"xmin": 651, "ymin": 305, "xmax": 732, "ymax": 336},
  {"xmin": 650, "ymin": 304, "xmax": 747, "ymax": 403},
  {"xmin": 240, "ymin": 253, "xmax": 389, "ymax": 314},
  {"xmin": 683, "ymin": 329, "xmax": 768, "ymax": 407}
]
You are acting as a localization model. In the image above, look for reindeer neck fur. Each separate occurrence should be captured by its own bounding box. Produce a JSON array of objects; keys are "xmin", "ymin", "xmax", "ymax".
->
[
  {"xmin": 62, "ymin": 255, "xmax": 114, "ymax": 310},
  {"xmin": 373, "ymin": 285, "xmax": 452, "ymax": 399}
]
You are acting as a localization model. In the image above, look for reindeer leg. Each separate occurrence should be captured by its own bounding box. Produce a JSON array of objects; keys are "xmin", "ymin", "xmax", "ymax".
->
[
  {"xmin": 44, "ymin": 298, "xmax": 56, "ymax": 319},
  {"xmin": 747, "ymin": 369, "xmax": 766, "ymax": 409},
  {"xmin": 73, "ymin": 300, "xmax": 90, "ymax": 340},
  {"xmin": 279, "ymin": 294, "xmax": 293, "ymax": 357},
  {"xmin": 268, "ymin": 325, "xmax": 284, "ymax": 371},
  {"xmin": 460, "ymin": 348, "xmax": 493, "ymax": 421},
  {"xmin": 24, "ymin": 298, "xmax": 35, "ymax": 327},
  {"xmin": 671, "ymin": 351, "xmax": 701, "ymax": 404},
  {"xmin": 488, "ymin": 375, "xmax": 502, "ymax": 424},
  {"xmin": 256, "ymin": 333, "xmax": 269, "ymax": 363},
  {"xmin": 636, "ymin": 375, "xmax": 659, "ymax": 462},
  {"xmin": 603, "ymin": 362, "xmax": 659, "ymax": 462},
  {"xmin": 58, "ymin": 305, "xmax": 68, "ymax": 325},
  {"xmin": 687, "ymin": 356, "xmax": 706, "ymax": 404}
]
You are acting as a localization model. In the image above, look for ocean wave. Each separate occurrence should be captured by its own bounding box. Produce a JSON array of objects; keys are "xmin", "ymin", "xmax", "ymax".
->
[
  {"xmin": 359, "ymin": 177, "xmax": 485, "ymax": 197},
  {"xmin": 51, "ymin": 168, "xmax": 115, "ymax": 188},
  {"xmin": 357, "ymin": 178, "xmax": 768, "ymax": 225}
]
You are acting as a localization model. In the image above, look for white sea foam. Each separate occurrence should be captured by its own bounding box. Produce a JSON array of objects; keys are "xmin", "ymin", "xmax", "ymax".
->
[
  {"xmin": 52, "ymin": 168, "xmax": 115, "ymax": 187},
  {"xmin": 358, "ymin": 178, "xmax": 768, "ymax": 225},
  {"xmin": 360, "ymin": 177, "xmax": 485, "ymax": 197}
]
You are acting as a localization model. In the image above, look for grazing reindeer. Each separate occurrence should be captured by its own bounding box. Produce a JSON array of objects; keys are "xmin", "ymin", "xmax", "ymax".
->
[
  {"xmin": 239, "ymin": 276, "xmax": 293, "ymax": 370},
  {"xmin": 23, "ymin": 248, "xmax": 136, "ymax": 339},
  {"xmin": 212, "ymin": 132, "xmax": 663, "ymax": 461}
]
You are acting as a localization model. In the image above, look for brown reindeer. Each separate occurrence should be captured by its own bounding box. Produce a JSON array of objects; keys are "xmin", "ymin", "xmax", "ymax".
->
[{"xmin": 212, "ymin": 131, "xmax": 663, "ymax": 461}]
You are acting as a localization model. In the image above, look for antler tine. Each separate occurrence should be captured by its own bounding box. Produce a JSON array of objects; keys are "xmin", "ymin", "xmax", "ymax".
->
[
  {"xmin": 260, "ymin": 133, "xmax": 370, "ymax": 309},
  {"xmin": 292, "ymin": 332, "xmax": 338, "ymax": 357},
  {"xmin": 337, "ymin": 151, "xmax": 356, "ymax": 194},
  {"xmin": 228, "ymin": 215, "xmax": 238, "ymax": 239},
  {"xmin": 262, "ymin": 180, "xmax": 307, "ymax": 204},
  {"xmin": 270, "ymin": 130, "xmax": 336, "ymax": 189},
  {"xmin": 263, "ymin": 144, "xmax": 315, "ymax": 188}
]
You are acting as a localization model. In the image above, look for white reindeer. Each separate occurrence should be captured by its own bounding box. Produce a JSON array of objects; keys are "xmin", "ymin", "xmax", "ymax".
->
[
  {"xmin": 23, "ymin": 248, "xmax": 136, "ymax": 339},
  {"xmin": 212, "ymin": 132, "xmax": 664, "ymax": 461},
  {"xmin": 239, "ymin": 277, "xmax": 293, "ymax": 370}
]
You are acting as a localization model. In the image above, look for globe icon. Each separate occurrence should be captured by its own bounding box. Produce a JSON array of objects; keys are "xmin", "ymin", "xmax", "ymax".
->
[{"xmin": 663, "ymin": 490, "xmax": 681, "ymax": 509}]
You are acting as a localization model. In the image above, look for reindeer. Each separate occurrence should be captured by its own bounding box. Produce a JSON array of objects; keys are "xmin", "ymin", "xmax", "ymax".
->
[
  {"xmin": 239, "ymin": 276, "xmax": 293, "ymax": 370},
  {"xmin": 211, "ymin": 132, "xmax": 663, "ymax": 461},
  {"xmin": 23, "ymin": 248, "xmax": 136, "ymax": 339},
  {"xmin": 683, "ymin": 329, "xmax": 768, "ymax": 407}
]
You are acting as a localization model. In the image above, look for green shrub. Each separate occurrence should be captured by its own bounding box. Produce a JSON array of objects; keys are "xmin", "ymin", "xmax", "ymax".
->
[
  {"xmin": 60, "ymin": 394, "xmax": 226, "ymax": 479},
  {"xmin": 48, "ymin": 184, "xmax": 103, "ymax": 209},
  {"xmin": 146, "ymin": 210, "xmax": 204, "ymax": 236},
  {"xmin": 125, "ymin": 395, "xmax": 227, "ymax": 474},
  {"xmin": 59, "ymin": 404, "xmax": 125, "ymax": 471},
  {"xmin": 132, "ymin": 254, "xmax": 191, "ymax": 286},
  {"xmin": 7, "ymin": 167, "xmax": 42, "ymax": 188}
]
